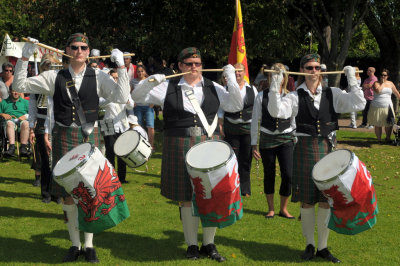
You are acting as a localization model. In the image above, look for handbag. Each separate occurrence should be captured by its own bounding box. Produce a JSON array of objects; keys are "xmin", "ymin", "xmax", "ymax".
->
[{"xmin": 387, "ymin": 104, "xmax": 395, "ymax": 125}]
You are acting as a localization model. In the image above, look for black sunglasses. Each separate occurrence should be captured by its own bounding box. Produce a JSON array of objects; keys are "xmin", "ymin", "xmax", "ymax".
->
[
  {"xmin": 70, "ymin": 45, "xmax": 89, "ymax": 51},
  {"xmin": 381, "ymin": 74, "xmax": 388, "ymax": 77},
  {"xmin": 183, "ymin": 62, "xmax": 202, "ymax": 67},
  {"xmin": 304, "ymin": 66, "xmax": 322, "ymax": 71},
  {"xmin": 4, "ymin": 69, "xmax": 13, "ymax": 73},
  {"xmin": 13, "ymin": 102, "xmax": 17, "ymax": 110}
]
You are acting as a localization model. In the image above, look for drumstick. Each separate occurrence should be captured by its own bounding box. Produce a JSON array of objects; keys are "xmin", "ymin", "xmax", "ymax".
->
[
  {"xmin": 323, "ymin": 70, "xmax": 364, "ymax": 75},
  {"xmin": 149, "ymin": 71, "xmax": 191, "ymax": 82},
  {"xmin": 88, "ymin": 53, "xmax": 135, "ymax": 59},
  {"xmin": 22, "ymin": 37, "xmax": 72, "ymax": 58},
  {"xmin": 200, "ymin": 69, "xmax": 243, "ymax": 72},
  {"xmin": 263, "ymin": 69, "xmax": 364, "ymax": 76}
]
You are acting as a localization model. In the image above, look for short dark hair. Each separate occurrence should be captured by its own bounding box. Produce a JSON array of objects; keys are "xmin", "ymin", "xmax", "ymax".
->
[{"xmin": 2, "ymin": 62, "xmax": 14, "ymax": 72}]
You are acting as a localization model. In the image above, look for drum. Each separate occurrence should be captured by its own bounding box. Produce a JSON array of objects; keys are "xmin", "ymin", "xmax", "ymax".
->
[
  {"xmin": 185, "ymin": 140, "xmax": 243, "ymax": 228},
  {"xmin": 53, "ymin": 143, "xmax": 130, "ymax": 233},
  {"xmin": 312, "ymin": 149, "xmax": 378, "ymax": 235},
  {"xmin": 114, "ymin": 130, "xmax": 152, "ymax": 168}
]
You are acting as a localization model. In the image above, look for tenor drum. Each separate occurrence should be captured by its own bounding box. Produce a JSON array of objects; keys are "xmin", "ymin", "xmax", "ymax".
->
[
  {"xmin": 185, "ymin": 140, "xmax": 243, "ymax": 228},
  {"xmin": 114, "ymin": 130, "xmax": 151, "ymax": 168},
  {"xmin": 53, "ymin": 143, "xmax": 130, "ymax": 233},
  {"xmin": 312, "ymin": 149, "xmax": 378, "ymax": 235}
]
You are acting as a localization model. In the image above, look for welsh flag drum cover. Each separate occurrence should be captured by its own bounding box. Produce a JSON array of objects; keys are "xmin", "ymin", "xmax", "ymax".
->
[
  {"xmin": 55, "ymin": 145, "xmax": 130, "ymax": 233},
  {"xmin": 190, "ymin": 157, "xmax": 243, "ymax": 229}
]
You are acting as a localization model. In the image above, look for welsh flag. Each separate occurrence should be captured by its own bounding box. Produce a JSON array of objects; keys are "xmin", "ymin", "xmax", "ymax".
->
[{"xmin": 228, "ymin": 0, "xmax": 249, "ymax": 83}]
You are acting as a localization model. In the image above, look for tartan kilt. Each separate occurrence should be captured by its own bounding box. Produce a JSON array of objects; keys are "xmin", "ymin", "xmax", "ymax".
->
[
  {"xmin": 291, "ymin": 136, "xmax": 332, "ymax": 205},
  {"xmin": 50, "ymin": 123, "xmax": 104, "ymax": 198},
  {"xmin": 161, "ymin": 134, "xmax": 219, "ymax": 202}
]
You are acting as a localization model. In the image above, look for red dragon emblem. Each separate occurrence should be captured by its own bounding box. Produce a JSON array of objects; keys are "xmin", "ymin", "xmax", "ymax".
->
[
  {"xmin": 192, "ymin": 163, "xmax": 242, "ymax": 223},
  {"xmin": 323, "ymin": 160, "xmax": 377, "ymax": 231},
  {"xmin": 71, "ymin": 161, "xmax": 125, "ymax": 222}
]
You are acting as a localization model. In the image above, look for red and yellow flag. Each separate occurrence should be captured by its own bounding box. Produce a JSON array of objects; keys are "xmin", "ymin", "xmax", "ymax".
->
[{"xmin": 228, "ymin": 0, "xmax": 249, "ymax": 83}]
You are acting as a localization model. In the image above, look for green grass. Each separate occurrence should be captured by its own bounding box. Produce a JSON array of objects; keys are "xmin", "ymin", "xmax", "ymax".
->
[{"xmin": 0, "ymin": 128, "xmax": 399, "ymax": 265}]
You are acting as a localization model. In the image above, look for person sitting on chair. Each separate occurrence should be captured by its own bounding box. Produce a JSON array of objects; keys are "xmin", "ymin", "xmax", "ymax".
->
[{"xmin": 0, "ymin": 86, "xmax": 30, "ymax": 156}]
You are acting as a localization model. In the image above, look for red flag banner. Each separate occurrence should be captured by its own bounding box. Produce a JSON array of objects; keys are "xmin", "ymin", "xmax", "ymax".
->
[{"xmin": 228, "ymin": 0, "xmax": 249, "ymax": 83}]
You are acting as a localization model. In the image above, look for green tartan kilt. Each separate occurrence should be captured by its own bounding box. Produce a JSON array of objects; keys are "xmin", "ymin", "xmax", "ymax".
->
[
  {"xmin": 291, "ymin": 136, "xmax": 332, "ymax": 205},
  {"xmin": 161, "ymin": 134, "xmax": 219, "ymax": 202},
  {"xmin": 50, "ymin": 124, "xmax": 104, "ymax": 198}
]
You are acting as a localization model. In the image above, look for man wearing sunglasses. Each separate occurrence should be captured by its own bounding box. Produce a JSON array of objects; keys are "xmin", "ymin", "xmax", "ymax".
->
[
  {"xmin": 0, "ymin": 87, "xmax": 30, "ymax": 156},
  {"xmin": 0, "ymin": 63, "xmax": 14, "ymax": 101},
  {"xmin": 132, "ymin": 47, "xmax": 243, "ymax": 262},
  {"xmin": 13, "ymin": 33, "xmax": 129, "ymax": 263},
  {"xmin": 267, "ymin": 53, "xmax": 366, "ymax": 263}
]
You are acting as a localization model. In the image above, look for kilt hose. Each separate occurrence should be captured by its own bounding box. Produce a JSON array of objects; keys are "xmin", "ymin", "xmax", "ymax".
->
[
  {"xmin": 291, "ymin": 136, "xmax": 333, "ymax": 205},
  {"xmin": 49, "ymin": 123, "xmax": 103, "ymax": 198},
  {"xmin": 161, "ymin": 134, "xmax": 219, "ymax": 202}
]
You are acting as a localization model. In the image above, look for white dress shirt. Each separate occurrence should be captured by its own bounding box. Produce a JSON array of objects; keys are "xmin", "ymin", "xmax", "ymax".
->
[{"xmin": 99, "ymin": 95, "xmax": 134, "ymax": 133}]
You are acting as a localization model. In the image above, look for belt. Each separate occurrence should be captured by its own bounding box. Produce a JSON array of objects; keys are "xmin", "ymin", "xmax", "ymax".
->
[{"xmin": 164, "ymin": 127, "xmax": 207, "ymax": 137}]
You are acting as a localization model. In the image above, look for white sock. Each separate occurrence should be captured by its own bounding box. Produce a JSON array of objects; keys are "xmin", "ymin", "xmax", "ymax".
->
[
  {"xmin": 317, "ymin": 207, "xmax": 330, "ymax": 251},
  {"xmin": 202, "ymin": 227, "xmax": 216, "ymax": 246},
  {"xmin": 63, "ymin": 204, "xmax": 81, "ymax": 248},
  {"xmin": 181, "ymin": 207, "xmax": 199, "ymax": 246},
  {"xmin": 300, "ymin": 207, "xmax": 315, "ymax": 246},
  {"xmin": 84, "ymin": 233, "xmax": 94, "ymax": 249}
]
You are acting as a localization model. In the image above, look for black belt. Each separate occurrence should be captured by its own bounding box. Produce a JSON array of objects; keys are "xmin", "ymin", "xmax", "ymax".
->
[{"xmin": 164, "ymin": 127, "xmax": 207, "ymax": 137}]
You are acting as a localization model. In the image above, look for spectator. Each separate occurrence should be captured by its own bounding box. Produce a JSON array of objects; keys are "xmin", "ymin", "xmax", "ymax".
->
[
  {"xmin": 0, "ymin": 63, "xmax": 14, "ymax": 101},
  {"xmin": 360, "ymin": 67, "xmax": 377, "ymax": 128},
  {"xmin": 285, "ymin": 65, "xmax": 296, "ymax": 92},
  {"xmin": 348, "ymin": 67, "xmax": 362, "ymax": 128},
  {"xmin": 124, "ymin": 52, "xmax": 137, "ymax": 81},
  {"xmin": 0, "ymin": 87, "xmax": 30, "ymax": 156}
]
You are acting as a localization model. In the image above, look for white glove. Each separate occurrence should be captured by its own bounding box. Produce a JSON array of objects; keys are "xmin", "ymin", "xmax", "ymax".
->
[
  {"xmin": 270, "ymin": 69, "xmax": 284, "ymax": 93},
  {"xmin": 148, "ymin": 74, "xmax": 166, "ymax": 85},
  {"xmin": 22, "ymin": 37, "xmax": 38, "ymax": 59},
  {"xmin": 110, "ymin": 49, "xmax": 124, "ymax": 67},
  {"xmin": 343, "ymin": 66, "xmax": 358, "ymax": 87},
  {"xmin": 222, "ymin": 64, "xmax": 235, "ymax": 80}
]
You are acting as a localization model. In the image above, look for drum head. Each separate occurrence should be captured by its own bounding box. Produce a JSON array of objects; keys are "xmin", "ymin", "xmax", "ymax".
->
[
  {"xmin": 53, "ymin": 143, "xmax": 94, "ymax": 177},
  {"xmin": 186, "ymin": 140, "xmax": 232, "ymax": 169},
  {"xmin": 312, "ymin": 149, "xmax": 352, "ymax": 182},
  {"xmin": 114, "ymin": 130, "xmax": 140, "ymax": 156}
]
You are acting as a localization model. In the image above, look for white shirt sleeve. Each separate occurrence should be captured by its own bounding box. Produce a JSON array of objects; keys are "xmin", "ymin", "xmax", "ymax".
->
[
  {"xmin": 214, "ymin": 75, "xmax": 243, "ymax": 113},
  {"xmin": 97, "ymin": 68, "xmax": 130, "ymax": 104},
  {"xmin": 268, "ymin": 90, "xmax": 298, "ymax": 119},
  {"xmin": 131, "ymin": 78, "xmax": 168, "ymax": 108},
  {"xmin": 331, "ymin": 86, "xmax": 366, "ymax": 113}
]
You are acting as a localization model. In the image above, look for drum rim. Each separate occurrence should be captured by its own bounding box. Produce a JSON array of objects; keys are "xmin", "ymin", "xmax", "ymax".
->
[
  {"xmin": 312, "ymin": 149, "xmax": 354, "ymax": 183},
  {"xmin": 113, "ymin": 129, "xmax": 143, "ymax": 157},
  {"xmin": 53, "ymin": 143, "xmax": 96, "ymax": 179},
  {"xmin": 185, "ymin": 140, "xmax": 234, "ymax": 173}
]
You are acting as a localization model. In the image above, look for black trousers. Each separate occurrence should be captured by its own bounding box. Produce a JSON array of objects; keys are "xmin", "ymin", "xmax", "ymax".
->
[
  {"xmin": 104, "ymin": 132, "xmax": 127, "ymax": 181},
  {"xmin": 260, "ymin": 141, "xmax": 294, "ymax": 196},
  {"xmin": 35, "ymin": 133, "xmax": 52, "ymax": 199},
  {"xmin": 224, "ymin": 133, "xmax": 252, "ymax": 195},
  {"xmin": 362, "ymin": 100, "xmax": 372, "ymax": 125}
]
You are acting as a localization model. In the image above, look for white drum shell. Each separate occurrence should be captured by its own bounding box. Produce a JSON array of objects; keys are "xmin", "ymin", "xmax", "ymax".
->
[
  {"xmin": 186, "ymin": 140, "xmax": 239, "ymax": 199},
  {"xmin": 53, "ymin": 143, "xmax": 113, "ymax": 201},
  {"xmin": 114, "ymin": 130, "xmax": 152, "ymax": 168}
]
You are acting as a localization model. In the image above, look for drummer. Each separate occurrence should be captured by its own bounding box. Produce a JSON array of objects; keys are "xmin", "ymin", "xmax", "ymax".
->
[
  {"xmin": 267, "ymin": 54, "xmax": 365, "ymax": 263},
  {"xmin": 13, "ymin": 33, "xmax": 130, "ymax": 263},
  {"xmin": 131, "ymin": 47, "xmax": 243, "ymax": 262}
]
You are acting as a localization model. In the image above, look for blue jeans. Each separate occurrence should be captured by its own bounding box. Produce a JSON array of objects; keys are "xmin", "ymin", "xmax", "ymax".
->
[{"xmin": 134, "ymin": 105, "xmax": 154, "ymax": 128}]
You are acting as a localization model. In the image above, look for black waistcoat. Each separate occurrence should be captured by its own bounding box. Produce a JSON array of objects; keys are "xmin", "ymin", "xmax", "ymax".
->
[
  {"xmin": 163, "ymin": 77, "xmax": 220, "ymax": 129},
  {"xmin": 224, "ymin": 85, "xmax": 254, "ymax": 121},
  {"xmin": 296, "ymin": 87, "xmax": 338, "ymax": 137},
  {"xmin": 35, "ymin": 94, "xmax": 47, "ymax": 116},
  {"xmin": 260, "ymin": 89, "xmax": 291, "ymax": 132},
  {"xmin": 53, "ymin": 68, "xmax": 98, "ymax": 126}
]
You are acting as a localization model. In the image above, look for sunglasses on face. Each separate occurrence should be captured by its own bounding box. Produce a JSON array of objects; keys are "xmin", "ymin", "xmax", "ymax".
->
[
  {"xmin": 182, "ymin": 62, "xmax": 202, "ymax": 67},
  {"xmin": 304, "ymin": 66, "xmax": 322, "ymax": 71},
  {"xmin": 70, "ymin": 45, "xmax": 89, "ymax": 51},
  {"xmin": 381, "ymin": 74, "xmax": 388, "ymax": 77},
  {"xmin": 4, "ymin": 69, "xmax": 13, "ymax": 73}
]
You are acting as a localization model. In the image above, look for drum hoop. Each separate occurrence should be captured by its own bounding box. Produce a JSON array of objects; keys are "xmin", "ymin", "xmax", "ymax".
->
[
  {"xmin": 53, "ymin": 143, "xmax": 96, "ymax": 179},
  {"xmin": 312, "ymin": 149, "xmax": 355, "ymax": 183},
  {"xmin": 114, "ymin": 130, "xmax": 143, "ymax": 157},
  {"xmin": 186, "ymin": 140, "xmax": 234, "ymax": 173}
]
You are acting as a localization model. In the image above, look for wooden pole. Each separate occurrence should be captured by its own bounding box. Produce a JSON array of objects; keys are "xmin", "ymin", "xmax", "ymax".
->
[
  {"xmin": 22, "ymin": 37, "xmax": 72, "ymax": 58},
  {"xmin": 149, "ymin": 71, "xmax": 191, "ymax": 82},
  {"xmin": 263, "ymin": 69, "xmax": 364, "ymax": 76}
]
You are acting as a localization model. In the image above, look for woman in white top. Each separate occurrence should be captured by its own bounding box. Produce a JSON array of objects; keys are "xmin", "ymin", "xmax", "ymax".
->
[{"xmin": 367, "ymin": 69, "xmax": 400, "ymax": 142}]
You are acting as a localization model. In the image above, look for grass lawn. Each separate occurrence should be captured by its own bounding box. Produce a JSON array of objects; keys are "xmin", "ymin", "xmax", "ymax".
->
[{"xmin": 0, "ymin": 127, "xmax": 399, "ymax": 265}]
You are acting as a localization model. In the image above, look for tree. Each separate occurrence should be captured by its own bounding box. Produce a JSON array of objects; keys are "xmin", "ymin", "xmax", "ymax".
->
[{"xmin": 286, "ymin": 0, "xmax": 370, "ymax": 87}]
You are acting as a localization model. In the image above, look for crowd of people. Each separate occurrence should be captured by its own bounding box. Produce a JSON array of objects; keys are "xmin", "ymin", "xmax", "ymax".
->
[{"xmin": 0, "ymin": 32, "xmax": 394, "ymax": 264}]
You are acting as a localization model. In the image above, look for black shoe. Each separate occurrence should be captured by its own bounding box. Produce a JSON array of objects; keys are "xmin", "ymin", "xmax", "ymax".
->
[
  {"xmin": 32, "ymin": 176, "xmax": 41, "ymax": 187},
  {"xmin": 200, "ymin": 244, "xmax": 226, "ymax": 262},
  {"xmin": 20, "ymin": 144, "xmax": 30, "ymax": 156},
  {"xmin": 62, "ymin": 246, "xmax": 81, "ymax": 262},
  {"xmin": 84, "ymin": 247, "xmax": 99, "ymax": 263},
  {"xmin": 4, "ymin": 145, "xmax": 15, "ymax": 157},
  {"xmin": 301, "ymin": 244, "xmax": 315, "ymax": 260},
  {"xmin": 186, "ymin": 245, "xmax": 200, "ymax": 260},
  {"xmin": 316, "ymin": 248, "xmax": 341, "ymax": 263},
  {"xmin": 42, "ymin": 197, "xmax": 51, "ymax": 204}
]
